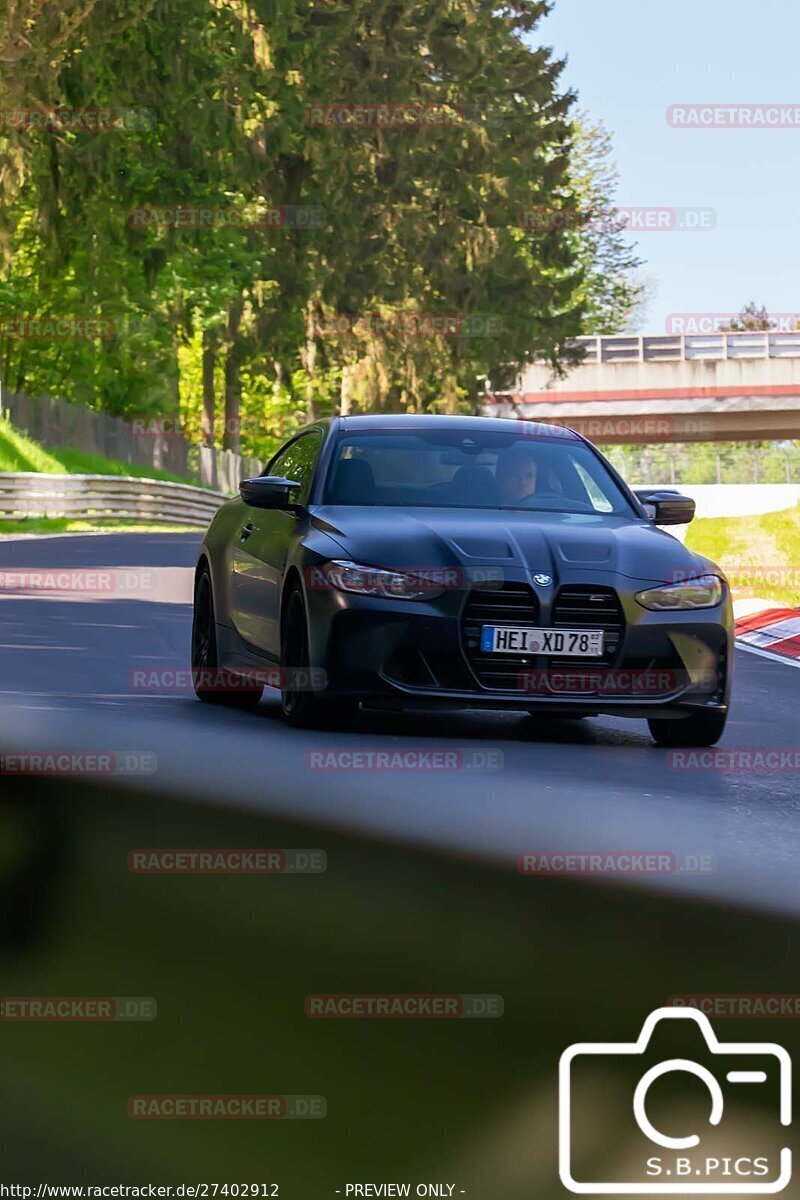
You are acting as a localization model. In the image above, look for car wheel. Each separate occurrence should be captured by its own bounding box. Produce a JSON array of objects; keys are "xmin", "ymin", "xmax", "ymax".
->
[
  {"xmin": 281, "ymin": 586, "xmax": 356, "ymax": 729},
  {"xmin": 281, "ymin": 587, "xmax": 325, "ymax": 727},
  {"xmin": 647, "ymin": 708, "xmax": 727, "ymax": 748},
  {"xmin": 191, "ymin": 567, "xmax": 263, "ymax": 709}
]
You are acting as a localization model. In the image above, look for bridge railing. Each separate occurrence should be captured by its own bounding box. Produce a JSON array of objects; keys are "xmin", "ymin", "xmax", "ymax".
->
[{"xmin": 572, "ymin": 331, "xmax": 800, "ymax": 364}]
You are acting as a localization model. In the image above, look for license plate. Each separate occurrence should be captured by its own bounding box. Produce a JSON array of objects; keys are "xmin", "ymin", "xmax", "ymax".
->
[{"xmin": 480, "ymin": 625, "xmax": 604, "ymax": 657}]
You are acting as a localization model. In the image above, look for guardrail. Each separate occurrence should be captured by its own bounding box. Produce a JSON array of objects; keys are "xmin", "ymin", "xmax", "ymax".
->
[
  {"xmin": 569, "ymin": 331, "xmax": 800, "ymax": 364},
  {"xmin": 0, "ymin": 473, "xmax": 230, "ymax": 527}
]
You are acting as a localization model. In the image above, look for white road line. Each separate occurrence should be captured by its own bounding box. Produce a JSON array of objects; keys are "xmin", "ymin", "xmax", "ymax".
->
[
  {"xmin": 0, "ymin": 531, "xmax": 198, "ymax": 542},
  {"xmin": 735, "ymin": 642, "xmax": 800, "ymax": 670}
]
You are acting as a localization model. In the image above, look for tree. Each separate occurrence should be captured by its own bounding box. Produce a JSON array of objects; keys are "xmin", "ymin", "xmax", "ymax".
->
[
  {"xmin": 0, "ymin": 0, "xmax": 647, "ymax": 460},
  {"xmin": 721, "ymin": 302, "xmax": 774, "ymax": 332},
  {"xmin": 557, "ymin": 115, "xmax": 644, "ymax": 335}
]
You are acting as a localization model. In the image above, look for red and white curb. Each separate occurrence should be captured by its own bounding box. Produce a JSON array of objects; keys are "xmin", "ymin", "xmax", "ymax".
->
[{"xmin": 734, "ymin": 599, "xmax": 800, "ymax": 668}]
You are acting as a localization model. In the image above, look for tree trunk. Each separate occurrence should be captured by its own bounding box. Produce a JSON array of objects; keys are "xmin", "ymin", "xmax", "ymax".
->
[
  {"xmin": 223, "ymin": 346, "xmax": 242, "ymax": 453},
  {"xmin": 201, "ymin": 328, "xmax": 217, "ymax": 447},
  {"xmin": 339, "ymin": 362, "xmax": 353, "ymax": 415},
  {"xmin": 441, "ymin": 369, "xmax": 459, "ymax": 415},
  {"xmin": 303, "ymin": 301, "xmax": 317, "ymax": 422},
  {"xmin": 223, "ymin": 300, "xmax": 244, "ymax": 453}
]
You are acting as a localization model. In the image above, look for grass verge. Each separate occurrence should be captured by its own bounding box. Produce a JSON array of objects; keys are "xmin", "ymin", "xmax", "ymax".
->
[
  {"xmin": 686, "ymin": 504, "xmax": 800, "ymax": 606},
  {"xmin": 0, "ymin": 517, "xmax": 198, "ymax": 536},
  {"xmin": 0, "ymin": 419, "xmax": 192, "ymax": 484}
]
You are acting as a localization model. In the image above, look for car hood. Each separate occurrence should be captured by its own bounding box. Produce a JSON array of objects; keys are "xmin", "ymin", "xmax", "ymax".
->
[{"xmin": 311, "ymin": 506, "xmax": 717, "ymax": 586}]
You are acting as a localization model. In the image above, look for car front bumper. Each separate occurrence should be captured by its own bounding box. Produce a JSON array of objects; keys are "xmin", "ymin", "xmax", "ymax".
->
[{"xmin": 304, "ymin": 573, "xmax": 733, "ymax": 719}]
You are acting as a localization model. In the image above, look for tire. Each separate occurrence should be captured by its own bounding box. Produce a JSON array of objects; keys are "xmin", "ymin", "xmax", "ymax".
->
[
  {"xmin": 191, "ymin": 567, "xmax": 263, "ymax": 709},
  {"xmin": 280, "ymin": 586, "xmax": 355, "ymax": 729},
  {"xmin": 647, "ymin": 708, "xmax": 727, "ymax": 748}
]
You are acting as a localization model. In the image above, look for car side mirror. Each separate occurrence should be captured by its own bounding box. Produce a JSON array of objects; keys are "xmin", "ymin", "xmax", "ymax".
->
[
  {"xmin": 239, "ymin": 476, "xmax": 302, "ymax": 509},
  {"xmin": 634, "ymin": 489, "xmax": 696, "ymax": 526}
]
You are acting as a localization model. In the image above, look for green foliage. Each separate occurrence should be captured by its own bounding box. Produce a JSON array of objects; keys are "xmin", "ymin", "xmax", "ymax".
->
[
  {"xmin": 720, "ymin": 302, "xmax": 782, "ymax": 332},
  {"xmin": 0, "ymin": 0, "xmax": 643, "ymax": 454},
  {"xmin": 686, "ymin": 505, "xmax": 800, "ymax": 606},
  {"xmin": 602, "ymin": 441, "xmax": 800, "ymax": 485},
  {"xmin": 557, "ymin": 114, "xmax": 644, "ymax": 334},
  {"xmin": 0, "ymin": 518, "xmax": 197, "ymax": 534}
]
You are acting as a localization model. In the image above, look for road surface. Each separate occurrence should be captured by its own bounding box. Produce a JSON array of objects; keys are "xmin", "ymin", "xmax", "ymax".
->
[{"xmin": 1, "ymin": 532, "xmax": 799, "ymax": 916}]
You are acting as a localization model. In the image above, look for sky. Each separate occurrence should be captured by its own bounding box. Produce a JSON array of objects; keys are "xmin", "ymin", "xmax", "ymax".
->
[{"xmin": 536, "ymin": 0, "xmax": 800, "ymax": 334}]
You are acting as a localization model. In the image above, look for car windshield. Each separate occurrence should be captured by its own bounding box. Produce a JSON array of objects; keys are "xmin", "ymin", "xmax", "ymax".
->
[{"xmin": 324, "ymin": 428, "xmax": 637, "ymax": 516}]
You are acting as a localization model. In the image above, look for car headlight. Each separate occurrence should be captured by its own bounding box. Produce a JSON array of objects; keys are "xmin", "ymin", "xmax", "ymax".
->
[
  {"xmin": 322, "ymin": 561, "xmax": 443, "ymax": 600},
  {"xmin": 635, "ymin": 574, "xmax": 724, "ymax": 611}
]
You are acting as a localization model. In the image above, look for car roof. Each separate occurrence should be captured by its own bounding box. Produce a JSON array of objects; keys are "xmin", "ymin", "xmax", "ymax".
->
[{"xmin": 336, "ymin": 414, "xmax": 579, "ymax": 439}]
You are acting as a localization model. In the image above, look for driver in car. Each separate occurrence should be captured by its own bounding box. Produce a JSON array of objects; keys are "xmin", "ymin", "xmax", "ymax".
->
[{"xmin": 496, "ymin": 445, "xmax": 538, "ymax": 505}]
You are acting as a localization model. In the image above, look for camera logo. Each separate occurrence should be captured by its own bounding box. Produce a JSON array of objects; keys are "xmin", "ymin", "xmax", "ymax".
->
[{"xmin": 559, "ymin": 1006, "xmax": 791, "ymax": 1194}]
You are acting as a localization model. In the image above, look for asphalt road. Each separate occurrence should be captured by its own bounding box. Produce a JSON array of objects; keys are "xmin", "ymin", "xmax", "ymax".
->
[{"xmin": 1, "ymin": 532, "xmax": 799, "ymax": 916}]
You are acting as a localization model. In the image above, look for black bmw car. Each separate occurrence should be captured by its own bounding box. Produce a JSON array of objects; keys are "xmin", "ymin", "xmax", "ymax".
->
[{"xmin": 192, "ymin": 414, "xmax": 732, "ymax": 746}]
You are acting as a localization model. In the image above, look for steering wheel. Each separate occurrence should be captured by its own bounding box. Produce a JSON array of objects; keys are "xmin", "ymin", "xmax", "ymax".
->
[{"xmin": 521, "ymin": 491, "xmax": 594, "ymax": 512}]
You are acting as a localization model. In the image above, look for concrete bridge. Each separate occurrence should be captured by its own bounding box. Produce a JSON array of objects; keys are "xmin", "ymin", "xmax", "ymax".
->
[{"xmin": 484, "ymin": 331, "xmax": 800, "ymax": 443}]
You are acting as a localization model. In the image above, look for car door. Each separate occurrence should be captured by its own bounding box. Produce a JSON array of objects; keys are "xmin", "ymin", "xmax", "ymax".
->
[{"xmin": 230, "ymin": 429, "xmax": 323, "ymax": 657}]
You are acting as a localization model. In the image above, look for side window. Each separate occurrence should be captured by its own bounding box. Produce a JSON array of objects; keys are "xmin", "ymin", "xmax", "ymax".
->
[{"xmin": 269, "ymin": 431, "xmax": 323, "ymax": 504}]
